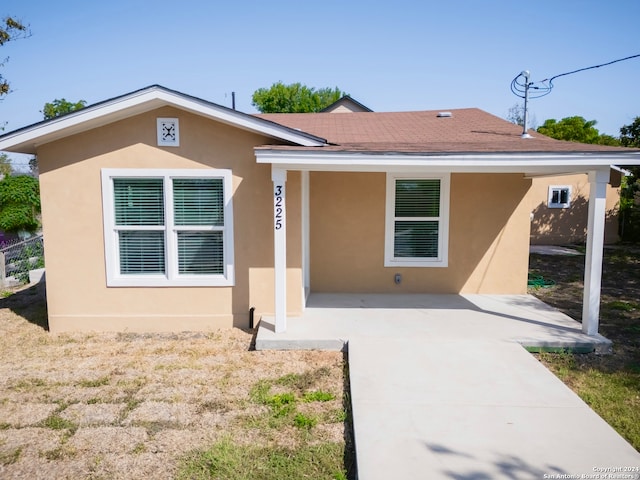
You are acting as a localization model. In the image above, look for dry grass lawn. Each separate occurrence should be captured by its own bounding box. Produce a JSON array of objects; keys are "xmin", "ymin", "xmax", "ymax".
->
[{"xmin": 0, "ymin": 282, "xmax": 351, "ymax": 479}]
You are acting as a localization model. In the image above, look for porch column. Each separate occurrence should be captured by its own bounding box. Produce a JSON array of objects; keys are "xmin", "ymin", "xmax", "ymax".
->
[
  {"xmin": 582, "ymin": 168, "xmax": 609, "ymax": 335},
  {"xmin": 272, "ymin": 167, "xmax": 287, "ymax": 333}
]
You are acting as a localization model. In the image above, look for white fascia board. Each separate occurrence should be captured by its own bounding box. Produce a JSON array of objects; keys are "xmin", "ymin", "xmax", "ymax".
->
[
  {"xmin": 153, "ymin": 90, "xmax": 325, "ymax": 146},
  {"xmin": 0, "ymin": 86, "xmax": 325, "ymax": 154},
  {"xmin": 254, "ymin": 149, "xmax": 640, "ymax": 174}
]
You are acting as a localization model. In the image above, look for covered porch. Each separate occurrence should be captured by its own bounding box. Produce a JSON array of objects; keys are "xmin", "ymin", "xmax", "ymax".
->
[
  {"xmin": 255, "ymin": 292, "xmax": 613, "ymax": 353},
  {"xmin": 255, "ymin": 109, "xmax": 640, "ymax": 340},
  {"xmin": 261, "ymin": 155, "xmax": 625, "ymax": 339}
]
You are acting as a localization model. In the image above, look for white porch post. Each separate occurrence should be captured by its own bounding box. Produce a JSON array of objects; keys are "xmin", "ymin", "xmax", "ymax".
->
[
  {"xmin": 582, "ymin": 168, "xmax": 609, "ymax": 336},
  {"xmin": 301, "ymin": 171, "xmax": 310, "ymax": 306},
  {"xmin": 272, "ymin": 167, "xmax": 287, "ymax": 333}
]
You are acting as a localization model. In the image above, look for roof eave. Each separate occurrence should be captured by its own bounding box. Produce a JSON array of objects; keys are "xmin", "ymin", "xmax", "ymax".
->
[
  {"xmin": 0, "ymin": 85, "xmax": 327, "ymax": 154},
  {"xmin": 254, "ymin": 148, "xmax": 640, "ymax": 175}
]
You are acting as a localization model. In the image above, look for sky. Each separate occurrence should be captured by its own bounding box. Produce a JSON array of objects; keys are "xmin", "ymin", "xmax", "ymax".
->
[{"xmin": 1, "ymin": 0, "xmax": 639, "ymax": 168}]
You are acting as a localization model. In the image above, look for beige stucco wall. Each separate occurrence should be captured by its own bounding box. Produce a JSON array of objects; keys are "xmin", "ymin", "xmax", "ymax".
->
[
  {"xmin": 527, "ymin": 174, "xmax": 620, "ymax": 245},
  {"xmin": 309, "ymin": 172, "xmax": 532, "ymax": 294},
  {"xmin": 38, "ymin": 107, "xmax": 302, "ymax": 332}
]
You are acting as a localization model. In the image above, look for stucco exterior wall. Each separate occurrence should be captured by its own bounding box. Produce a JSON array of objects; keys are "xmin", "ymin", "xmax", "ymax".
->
[
  {"xmin": 527, "ymin": 174, "xmax": 620, "ymax": 245},
  {"xmin": 38, "ymin": 107, "xmax": 302, "ymax": 332},
  {"xmin": 309, "ymin": 172, "xmax": 532, "ymax": 294}
]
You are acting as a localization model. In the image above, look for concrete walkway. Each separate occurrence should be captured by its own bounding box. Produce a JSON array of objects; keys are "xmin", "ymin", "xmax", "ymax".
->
[
  {"xmin": 349, "ymin": 338, "xmax": 640, "ymax": 479},
  {"xmin": 256, "ymin": 294, "xmax": 640, "ymax": 478}
]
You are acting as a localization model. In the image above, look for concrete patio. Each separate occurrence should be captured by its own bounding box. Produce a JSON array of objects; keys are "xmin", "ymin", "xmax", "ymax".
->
[
  {"xmin": 255, "ymin": 294, "xmax": 640, "ymax": 479},
  {"xmin": 255, "ymin": 293, "xmax": 612, "ymax": 353}
]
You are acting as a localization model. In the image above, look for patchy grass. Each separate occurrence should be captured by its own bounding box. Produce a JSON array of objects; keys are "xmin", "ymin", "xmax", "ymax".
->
[
  {"xmin": 40, "ymin": 414, "xmax": 78, "ymax": 432},
  {"xmin": 0, "ymin": 447, "xmax": 22, "ymax": 466},
  {"xmin": 303, "ymin": 390, "xmax": 336, "ymax": 402},
  {"xmin": 0, "ymin": 282, "xmax": 353, "ymax": 479},
  {"xmin": 77, "ymin": 376, "xmax": 110, "ymax": 388},
  {"xmin": 529, "ymin": 246, "xmax": 640, "ymax": 451},
  {"xmin": 176, "ymin": 437, "xmax": 346, "ymax": 480}
]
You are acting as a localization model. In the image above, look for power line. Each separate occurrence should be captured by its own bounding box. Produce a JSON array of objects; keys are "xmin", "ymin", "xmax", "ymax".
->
[
  {"xmin": 544, "ymin": 53, "xmax": 640, "ymax": 88},
  {"xmin": 510, "ymin": 53, "xmax": 640, "ymax": 138},
  {"xmin": 511, "ymin": 53, "xmax": 640, "ymax": 100}
]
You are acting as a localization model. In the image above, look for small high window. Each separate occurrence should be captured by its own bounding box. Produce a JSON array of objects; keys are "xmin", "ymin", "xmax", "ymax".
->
[{"xmin": 548, "ymin": 185, "xmax": 571, "ymax": 209}]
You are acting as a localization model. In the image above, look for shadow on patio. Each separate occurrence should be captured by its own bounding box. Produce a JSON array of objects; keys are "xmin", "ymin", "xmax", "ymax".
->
[{"xmin": 256, "ymin": 293, "xmax": 612, "ymax": 353}]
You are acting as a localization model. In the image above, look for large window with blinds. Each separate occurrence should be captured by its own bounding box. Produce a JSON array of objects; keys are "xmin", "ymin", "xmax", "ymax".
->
[
  {"xmin": 384, "ymin": 173, "xmax": 450, "ymax": 267},
  {"xmin": 101, "ymin": 169, "xmax": 234, "ymax": 286}
]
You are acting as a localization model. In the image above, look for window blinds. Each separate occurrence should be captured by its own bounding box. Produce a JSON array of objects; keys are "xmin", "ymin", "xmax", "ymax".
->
[{"xmin": 394, "ymin": 179, "xmax": 440, "ymax": 259}]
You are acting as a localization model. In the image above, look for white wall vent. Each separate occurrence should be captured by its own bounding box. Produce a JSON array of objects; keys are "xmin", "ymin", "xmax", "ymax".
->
[{"xmin": 157, "ymin": 118, "xmax": 180, "ymax": 147}]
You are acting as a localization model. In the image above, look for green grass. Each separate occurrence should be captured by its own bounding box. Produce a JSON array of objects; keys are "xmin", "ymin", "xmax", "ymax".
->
[
  {"xmin": 303, "ymin": 390, "xmax": 336, "ymax": 402},
  {"xmin": 265, "ymin": 392, "xmax": 296, "ymax": 417},
  {"xmin": 40, "ymin": 414, "xmax": 77, "ymax": 432},
  {"xmin": 293, "ymin": 412, "xmax": 318, "ymax": 429},
  {"xmin": 539, "ymin": 352, "xmax": 640, "ymax": 450},
  {"xmin": 177, "ymin": 437, "xmax": 347, "ymax": 480},
  {"xmin": 529, "ymin": 248, "xmax": 640, "ymax": 452},
  {"xmin": 604, "ymin": 300, "xmax": 639, "ymax": 312}
]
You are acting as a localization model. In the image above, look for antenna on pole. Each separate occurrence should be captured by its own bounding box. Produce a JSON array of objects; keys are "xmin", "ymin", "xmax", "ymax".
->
[{"xmin": 520, "ymin": 70, "xmax": 532, "ymax": 139}]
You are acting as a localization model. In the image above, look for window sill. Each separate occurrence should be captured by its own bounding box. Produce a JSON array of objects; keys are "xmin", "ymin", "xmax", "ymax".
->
[
  {"xmin": 106, "ymin": 275, "xmax": 234, "ymax": 287},
  {"xmin": 384, "ymin": 258, "xmax": 448, "ymax": 268}
]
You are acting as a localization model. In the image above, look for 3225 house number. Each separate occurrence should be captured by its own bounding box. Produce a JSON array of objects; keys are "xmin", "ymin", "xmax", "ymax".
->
[{"xmin": 274, "ymin": 185, "xmax": 283, "ymax": 230}]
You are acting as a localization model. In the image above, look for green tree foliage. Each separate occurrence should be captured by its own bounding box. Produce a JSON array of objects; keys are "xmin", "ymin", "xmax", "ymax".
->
[
  {"xmin": 252, "ymin": 82, "xmax": 344, "ymax": 113},
  {"xmin": 0, "ymin": 16, "xmax": 28, "ymax": 98},
  {"xmin": 29, "ymin": 98, "xmax": 87, "ymax": 176},
  {"xmin": 536, "ymin": 116, "xmax": 620, "ymax": 145},
  {"xmin": 0, "ymin": 175, "xmax": 40, "ymax": 232},
  {"xmin": 42, "ymin": 98, "xmax": 87, "ymax": 120},
  {"xmin": 618, "ymin": 117, "xmax": 640, "ymax": 242},
  {"xmin": 619, "ymin": 117, "xmax": 640, "ymax": 147},
  {"xmin": 0, "ymin": 153, "xmax": 14, "ymax": 177}
]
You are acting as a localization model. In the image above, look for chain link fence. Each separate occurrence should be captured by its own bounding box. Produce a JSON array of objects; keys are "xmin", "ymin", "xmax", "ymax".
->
[{"xmin": 0, "ymin": 235, "xmax": 44, "ymax": 287}]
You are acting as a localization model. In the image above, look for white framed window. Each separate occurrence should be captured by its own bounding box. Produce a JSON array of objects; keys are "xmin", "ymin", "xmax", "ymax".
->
[
  {"xmin": 548, "ymin": 185, "xmax": 571, "ymax": 208},
  {"xmin": 384, "ymin": 173, "xmax": 450, "ymax": 267},
  {"xmin": 101, "ymin": 168, "xmax": 234, "ymax": 287},
  {"xmin": 157, "ymin": 118, "xmax": 180, "ymax": 146}
]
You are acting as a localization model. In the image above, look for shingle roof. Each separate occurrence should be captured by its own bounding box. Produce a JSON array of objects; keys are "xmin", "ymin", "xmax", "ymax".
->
[{"xmin": 257, "ymin": 108, "xmax": 636, "ymax": 154}]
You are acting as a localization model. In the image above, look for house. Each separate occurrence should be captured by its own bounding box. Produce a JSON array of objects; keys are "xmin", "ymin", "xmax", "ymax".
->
[
  {"xmin": 320, "ymin": 95, "xmax": 373, "ymax": 113},
  {"xmin": 325, "ymin": 96, "xmax": 624, "ymax": 246},
  {"xmin": 0, "ymin": 85, "xmax": 638, "ymax": 336},
  {"xmin": 527, "ymin": 173, "xmax": 623, "ymax": 245}
]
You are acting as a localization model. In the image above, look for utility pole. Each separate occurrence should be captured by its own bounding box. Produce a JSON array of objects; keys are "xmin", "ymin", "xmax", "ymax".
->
[{"xmin": 520, "ymin": 70, "xmax": 532, "ymax": 139}]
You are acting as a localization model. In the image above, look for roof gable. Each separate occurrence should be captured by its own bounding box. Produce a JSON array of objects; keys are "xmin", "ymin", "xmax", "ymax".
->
[
  {"xmin": 0, "ymin": 85, "xmax": 327, "ymax": 154},
  {"xmin": 320, "ymin": 95, "xmax": 373, "ymax": 113}
]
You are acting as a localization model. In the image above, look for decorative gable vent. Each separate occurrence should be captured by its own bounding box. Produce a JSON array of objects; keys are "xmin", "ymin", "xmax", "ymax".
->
[{"xmin": 157, "ymin": 118, "xmax": 180, "ymax": 146}]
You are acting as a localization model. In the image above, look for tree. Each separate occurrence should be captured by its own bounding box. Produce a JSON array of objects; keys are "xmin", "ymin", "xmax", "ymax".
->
[
  {"xmin": 0, "ymin": 174, "xmax": 40, "ymax": 233},
  {"xmin": 506, "ymin": 103, "xmax": 537, "ymax": 130},
  {"xmin": 618, "ymin": 117, "xmax": 640, "ymax": 241},
  {"xmin": 506, "ymin": 103, "xmax": 524, "ymax": 127},
  {"xmin": 29, "ymin": 98, "xmax": 87, "ymax": 176},
  {"xmin": 619, "ymin": 117, "xmax": 640, "ymax": 147},
  {"xmin": 536, "ymin": 116, "xmax": 620, "ymax": 146},
  {"xmin": 252, "ymin": 82, "xmax": 344, "ymax": 113},
  {"xmin": 42, "ymin": 98, "xmax": 86, "ymax": 120},
  {"xmin": 0, "ymin": 16, "xmax": 28, "ymax": 99},
  {"xmin": 0, "ymin": 153, "xmax": 14, "ymax": 177}
]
